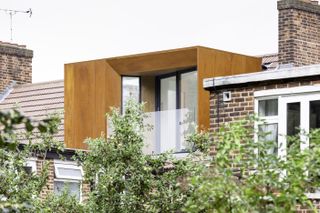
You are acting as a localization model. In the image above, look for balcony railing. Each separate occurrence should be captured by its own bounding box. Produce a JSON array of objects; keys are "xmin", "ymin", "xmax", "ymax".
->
[{"xmin": 107, "ymin": 108, "xmax": 196, "ymax": 155}]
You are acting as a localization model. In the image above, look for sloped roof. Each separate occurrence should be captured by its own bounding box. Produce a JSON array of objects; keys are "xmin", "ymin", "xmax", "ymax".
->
[
  {"xmin": 0, "ymin": 80, "xmax": 64, "ymax": 143},
  {"xmin": 262, "ymin": 53, "xmax": 278, "ymax": 64},
  {"xmin": 261, "ymin": 53, "xmax": 279, "ymax": 70}
]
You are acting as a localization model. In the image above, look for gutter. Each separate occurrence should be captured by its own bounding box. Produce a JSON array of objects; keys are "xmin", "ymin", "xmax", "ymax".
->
[
  {"xmin": 203, "ymin": 64, "xmax": 320, "ymax": 90},
  {"xmin": 18, "ymin": 143, "xmax": 78, "ymax": 161}
]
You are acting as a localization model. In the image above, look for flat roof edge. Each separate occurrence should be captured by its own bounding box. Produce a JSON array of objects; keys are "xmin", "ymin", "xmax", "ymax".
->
[{"xmin": 203, "ymin": 64, "xmax": 320, "ymax": 89}]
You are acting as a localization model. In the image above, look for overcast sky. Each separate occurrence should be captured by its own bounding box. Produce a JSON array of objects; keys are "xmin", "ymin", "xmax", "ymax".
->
[{"xmin": 1, "ymin": 0, "xmax": 278, "ymax": 83}]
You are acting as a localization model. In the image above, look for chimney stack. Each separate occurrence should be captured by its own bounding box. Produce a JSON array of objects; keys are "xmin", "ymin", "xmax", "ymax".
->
[
  {"xmin": 0, "ymin": 41, "xmax": 33, "ymax": 92},
  {"xmin": 278, "ymin": 0, "xmax": 320, "ymax": 66}
]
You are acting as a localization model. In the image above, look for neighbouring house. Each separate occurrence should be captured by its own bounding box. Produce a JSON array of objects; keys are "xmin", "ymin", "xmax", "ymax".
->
[
  {"xmin": 203, "ymin": 0, "xmax": 320, "ymax": 211},
  {"xmin": 0, "ymin": 0, "xmax": 319, "ymax": 205},
  {"xmin": 0, "ymin": 43, "xmax": 89, "ymax": 201}
]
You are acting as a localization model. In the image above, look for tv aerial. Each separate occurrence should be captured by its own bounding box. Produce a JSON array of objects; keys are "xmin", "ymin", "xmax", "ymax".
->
[{"xmin": 0, "ymin": 8, "xmax": 32, "ymax": 41}]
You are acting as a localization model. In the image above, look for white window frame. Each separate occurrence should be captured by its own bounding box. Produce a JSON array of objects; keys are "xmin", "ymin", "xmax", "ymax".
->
[
  {"xmin": 53, "ymin": 179, "xmax": 83, "ymax": 202},
  {"xmin": 255, "ymin": 89, "xmax": 320, "ymax": 158},
  {"xmin": 254, "ymin": 85, "xmax": 320, "ymax": 198},
  {"xmin": 54, "ymin": 163, "xmax": 83, "ymax": 180},
  {"xmin": 254, "ymin": 85, "xmax": 320, "ymax": 98},
  {"xmin": 254, "ymin": 96, "xmax": 279, "ymax": 155},
  {"xmin": 54, "ymin": 160, "xmax": 83, "ymax": 201}
]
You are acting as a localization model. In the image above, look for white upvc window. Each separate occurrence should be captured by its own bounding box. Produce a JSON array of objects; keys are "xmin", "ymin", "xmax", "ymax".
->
[
  {"xmin": 54, "ymin": 163, "xmax": 83, "ymax": 180},
  {"xmin": 255, "ymin": 85, "xmax": 320, "ymax": 198},
  {"xmin": 54, "ymin": 161, "xmax": 83, "ymax": 201},
  {"xmin": 254, "ymin": 97, "xmax": 279, "ymax": 155},
  {"xmin": 255, "ymin": 87, "xmax": 320, "ymax": 158}
]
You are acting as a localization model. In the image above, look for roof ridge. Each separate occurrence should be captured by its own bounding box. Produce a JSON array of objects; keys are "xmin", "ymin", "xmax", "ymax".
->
[{"xmin": 14, "ymin": 79, "xmax": 64, "ymax": 89}]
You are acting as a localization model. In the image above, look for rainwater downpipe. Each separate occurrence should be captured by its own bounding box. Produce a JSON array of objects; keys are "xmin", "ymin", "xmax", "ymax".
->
[{"xmin": 213, "ymin": 86, "xmax": 220, "ymax": 131}]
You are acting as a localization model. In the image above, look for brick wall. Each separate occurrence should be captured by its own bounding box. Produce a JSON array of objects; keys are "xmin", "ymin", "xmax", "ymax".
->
[
  {"xmin": 38, "ymin": 159, "xmax": 54, "ymax": 198},
  {"xmin": 297, "ymin": 200, "xmax": 320, "ymax": 212},
  {"xmin": 209, "ymin": 76, "xmax": 320, "ymax": 212},
  {"xmin": 209, "ymin": 76, "xmax": 320, "ymax": 133},
  {"xmin": 278, "ymin": 0, "xmax": 320, "ymax": 66},
  {"xmin": 35, "ymin": 158, "xmax": 90, "ymax": 201},
  {"xmin": 0, "ymin": 41, "xmax": 33, "ymax": 92}
]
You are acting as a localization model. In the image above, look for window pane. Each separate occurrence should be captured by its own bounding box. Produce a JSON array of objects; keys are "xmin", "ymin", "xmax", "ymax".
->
[
  {"xmin": 259, "ymin": 123, "xmax": 278, "ymax": 155},
  {"xmin": 54, "ymin": 181, "xmax": 80, "ymax": 200},
  {"xmin": 122, "ymin": 77, "xmax": 140, "ymax": 113},
  {"xmin": 57, "ymin": 167, "xmax": 82, "ymax": 179},
  {"xmin": 180, "ymin": 71, "xmax": 197, "ymax": 124},
  {"xmin": 258, "ymin": 99, "xmax": 278, "ymax": 116},
  {"xmin": 180, "ymin": 71, "xmax": 198, "ymax": 151},
  {"xmin": 287, "ymin": 102, "xmax": 300, "ymax": 137},
  {"xmin": 308, "ymin": 100, "xmax": 320, "ymax": 192},
  {"xmin": 310, "ymin": 100, "xmax": 320, "ymax": 130},
  {"xmin": 23, "ymin": 166, "xmax": 33, "ymax": 175},
  {"xmin": 160, "ymin": 76, "xmax": 176, "ymax": 111}
]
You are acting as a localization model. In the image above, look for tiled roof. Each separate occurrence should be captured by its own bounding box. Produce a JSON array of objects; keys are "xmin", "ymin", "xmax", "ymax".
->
[
  {"xmin": 262, "ymin": 53, "xmax": 278, "ymax": 64},
  {"xmin": 261, "ymin": 53, "xmax": 279, "ymax": 70},
  {"xmin": 0, "ymin": 80, "xmax": 64, "ymax": 143}
]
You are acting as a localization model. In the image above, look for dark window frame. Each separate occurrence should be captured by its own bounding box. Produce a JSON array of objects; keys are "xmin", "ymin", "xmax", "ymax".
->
[{"xmin": 155, "ymin": 67, "xmax": 197, "ymax": 112}]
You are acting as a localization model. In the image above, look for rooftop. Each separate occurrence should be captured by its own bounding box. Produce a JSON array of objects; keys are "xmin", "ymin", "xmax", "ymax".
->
[
  {"xmin": 0, "ymin": 80, "xmax": 64, "ymax": 143},
  {"xmin": 203, "ymin": 63, "xmax": 320, "ymax": 89}
]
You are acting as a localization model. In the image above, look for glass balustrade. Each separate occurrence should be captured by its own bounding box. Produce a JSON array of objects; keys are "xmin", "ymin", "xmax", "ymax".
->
[{"xmin": 107, "ymin": 108, "xmax": 196, "ymax": 155}]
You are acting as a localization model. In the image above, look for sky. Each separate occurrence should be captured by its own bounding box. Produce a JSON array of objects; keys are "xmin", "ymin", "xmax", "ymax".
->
[{"xmin": 0, "ymin": 0, "xmax": 278, "ymax": 83}]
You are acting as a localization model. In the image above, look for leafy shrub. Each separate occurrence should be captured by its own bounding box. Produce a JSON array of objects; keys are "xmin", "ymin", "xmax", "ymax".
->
[{"xmin": 183, "ymin": 118, "xmax": 320, "ymax": 213}]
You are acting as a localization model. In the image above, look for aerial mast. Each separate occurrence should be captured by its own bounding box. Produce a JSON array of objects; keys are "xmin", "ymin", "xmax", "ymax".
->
[{"xmin": 0, "ymin": 8, "xmax": 32, "ymax": 41}]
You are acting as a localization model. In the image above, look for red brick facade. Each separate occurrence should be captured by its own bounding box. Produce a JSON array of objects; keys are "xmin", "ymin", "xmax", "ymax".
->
[
  {"xmin": 278, "ymin": 0, "xmax": 320, "ymax": 66},
  {"xmin": 0, "ymin": 41, "xmax": 33, "ymax": 92}
]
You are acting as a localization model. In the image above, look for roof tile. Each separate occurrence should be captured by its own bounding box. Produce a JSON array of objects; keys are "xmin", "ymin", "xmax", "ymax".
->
[{"xmin": 0, "ymin": 80, "xmax": 64, "ymax": 144}]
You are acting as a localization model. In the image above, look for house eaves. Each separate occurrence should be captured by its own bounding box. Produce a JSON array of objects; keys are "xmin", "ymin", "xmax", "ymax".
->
[{"xmin": 203, "ymin": 64, "xmax": 320, "ymax": 90}]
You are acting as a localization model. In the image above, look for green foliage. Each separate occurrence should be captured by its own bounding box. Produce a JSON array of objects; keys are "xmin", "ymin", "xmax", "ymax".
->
[
  {"xmin": 77, "ymin": 100, "xmax": 204, "ymax": 212},
  {"xmin": 183, "ymin": 117, "xmax": 320, "ymax": 213},
  {"xmin": 0, "ymin": 110, "xmax": 59, "ymax": 149},
  {"xmin": 186, "ymin": 128, "xmax": 211, "ymax": 153},
  {"xmin": 34, "ymin": 189, "xmax": 85, "ymax": 213},
  {"xmin": 2, "ymin": 102, "xmax": 320, "ymax": 212},
  {"xmin": 0, "ymin": 109, "xmax": 64, "ymax": 212}
]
